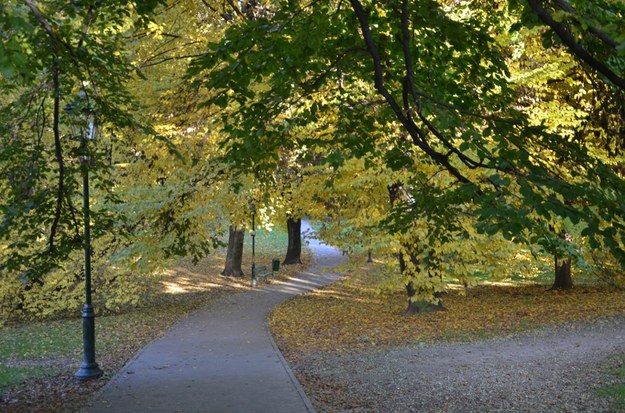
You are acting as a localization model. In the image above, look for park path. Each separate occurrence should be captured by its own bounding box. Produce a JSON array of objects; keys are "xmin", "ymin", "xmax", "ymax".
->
[{"xmin": 86, "ymin": 221, "xmax": 344, "ymax": 413}]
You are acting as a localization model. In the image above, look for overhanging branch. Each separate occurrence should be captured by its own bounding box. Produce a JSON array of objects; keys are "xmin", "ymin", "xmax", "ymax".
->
[
  {"xmin": 349, "ymin": 0, "xmax": 472, "ymax": 185},
  {"xmin": 49, "ymin": 58, "xmax": 65, "ymax": 253},
  {"xmin": 526, "ymin": 0, "xmax": 625, "ymax": 90}
]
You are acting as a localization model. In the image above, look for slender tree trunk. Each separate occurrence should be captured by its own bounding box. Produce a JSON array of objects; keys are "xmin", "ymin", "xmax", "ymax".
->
[
  {"xmin": 398, "ymin": 251, "xmax": 444, "ymax": 314},
  {"xmin": 552, "ymin": 256, "xmax": 573, "ymax": 290},
  {"xmin": 222, "ymin": 226, "xmax": 245, "ymax": 277},
  {"xmin": 389, "ymin": 183, "xmax": 444, "ymax": 313},
  {"xmin": 283, "ymin": 218, "xmax": 302, "ymax": 265},
  {"xmin": 367, "ymin": 250, "xmax": 373, "ymax": 263},
  {"xmin": 551, "ymin": 229, "xmax": 573, "ymax": 290}
]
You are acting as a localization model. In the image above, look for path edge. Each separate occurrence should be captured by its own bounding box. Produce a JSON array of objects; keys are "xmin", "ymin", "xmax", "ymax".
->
[{"xmin": 265, "ymin": 316, "xmax": 317, "ymax": 413}]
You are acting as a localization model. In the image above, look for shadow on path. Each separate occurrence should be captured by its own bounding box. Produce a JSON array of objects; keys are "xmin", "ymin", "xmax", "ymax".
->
[{"xmin": 86, "ymin": 221, "xmax": 344, "ymax": 413}]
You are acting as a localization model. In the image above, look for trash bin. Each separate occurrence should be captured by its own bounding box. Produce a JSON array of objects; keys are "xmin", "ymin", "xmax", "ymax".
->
[{"xmin": 272, "ymin": 259, "xmax": 280, "ymax": 272}]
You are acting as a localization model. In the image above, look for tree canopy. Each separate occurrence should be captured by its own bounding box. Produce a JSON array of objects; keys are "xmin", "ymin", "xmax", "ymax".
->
[
  {"xmin": 189, "ymin": 0, "xmax": 625, "ymax": 305},
  {"xmin": 1, "ymin": 0, "xmax": 624, "ymax": 317}
]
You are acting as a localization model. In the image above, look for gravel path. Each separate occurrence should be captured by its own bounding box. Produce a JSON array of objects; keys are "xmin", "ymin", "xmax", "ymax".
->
[
  {"xmin": 294, "ymin": 232, "xmax": 625, "ymax": 412},
  {"xmin": 291, "ymin": 314, "xmax": 625, "ymax": 413}
]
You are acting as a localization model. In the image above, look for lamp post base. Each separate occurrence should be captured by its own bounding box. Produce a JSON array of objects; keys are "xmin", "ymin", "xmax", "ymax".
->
[
  {"xmin": 75, "ymin": 362, "xmax": 103, "ymax": 380},
  {"xmin": 75, "ymin": 304, "xmax": 103, "ymax": 380}
]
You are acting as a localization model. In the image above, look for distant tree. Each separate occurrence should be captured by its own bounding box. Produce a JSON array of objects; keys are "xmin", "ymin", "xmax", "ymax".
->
[
  {"xmin": 222, "ymin": 226, "xmax": 245, "ymax": 277},
  {"xmin": 283, "ymin": 218, "xmax": 303, "ymax": 265}
]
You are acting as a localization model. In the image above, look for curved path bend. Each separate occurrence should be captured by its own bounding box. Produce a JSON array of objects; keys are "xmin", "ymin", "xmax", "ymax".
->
[{"xmin": 86, "ymin": 222, "xmax": 344, "ymax": 413}]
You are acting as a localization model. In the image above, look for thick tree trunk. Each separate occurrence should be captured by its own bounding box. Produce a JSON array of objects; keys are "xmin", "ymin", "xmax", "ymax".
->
[
  {"xmin": 552, "ymin": 256, "xmax": 573, "ymax": 290},
  {"xmin": 283, "ymin": 218, "xmax": 302, "ymax": 265},
  {"xmin": 222, "ymin": 226, "xmax": 245, "ymax": 277}
]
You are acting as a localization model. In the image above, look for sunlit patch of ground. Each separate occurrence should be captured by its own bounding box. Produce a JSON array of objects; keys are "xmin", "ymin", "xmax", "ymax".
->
[{"xmin": 161, "ymin": 253, "xmax": 311, "ymax": 296}]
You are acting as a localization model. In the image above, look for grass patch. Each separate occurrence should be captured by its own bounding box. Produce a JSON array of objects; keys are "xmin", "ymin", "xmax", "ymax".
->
[
  {"xmin": 597, "ymin": 356, "xmax": 625, "ymax": 410},
  {"xmin": 269, "ymin": 255, "xmax": 625, "ymax": 357},
  {"xmin": 598, "ymin": 385, "xmax": 625, "ymax": 409},
  {"xmin": 0, "ymin": 366, "xmax": 60, "ymax": 393},
  {"xmin": 243, "ymin": 227, "xmax": 290, "ymax": 256},
  {"xmin": 0, "ymin": 320, "xmax": 82, "ymax": 360}
]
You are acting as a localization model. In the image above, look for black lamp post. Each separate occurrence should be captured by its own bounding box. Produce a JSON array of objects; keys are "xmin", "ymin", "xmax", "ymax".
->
[
  {"xmin": 65, "ymin": 99, "xmax": 103, "ymax": 380},
  {"xmin": 250, "ymin": 204, "xmax": 257, "ymax": 287}
]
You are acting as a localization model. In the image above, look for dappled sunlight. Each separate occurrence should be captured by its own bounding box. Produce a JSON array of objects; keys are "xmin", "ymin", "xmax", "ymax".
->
[
  {"xmin": 268, "ymin": 277, "xmax": 326, "ymax": 295},
  {"xmin": 157, "ymin": 251, "xmax": 314, "ymax": 298},
  {"xmin": 276, "ymin": 275, "xmax": 320, "ymax": 286},
  {"xmin": 161, "ymin": 277, "xmax": 229, "ymax": 295},
  {"xmin": 480, "ymin": 280, "xmax": 542, "ymax": 287},
  {"xmin": 158, "ymin": 255, "xmax": 252, "ymax": 297},
  {"xmin": 310, "ymin": 287, "xmax": 381, "ymax": 305}
]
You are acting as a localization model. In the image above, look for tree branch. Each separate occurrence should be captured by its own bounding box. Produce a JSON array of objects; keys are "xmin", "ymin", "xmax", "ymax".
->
[
  {"xmin": 78, "ymin": 0, "xmax": 101, "ymax": 48},
  {"xmin": 526, "ymin": 0, "xmax": 625, "ymax": 90},
  {"xmin": 23, "ymin": 0, "xmax": 54, "ymax": 37},
  {"xmin": 552, "ymin": 0, "xmax": 618, "ymax": 48},
  {"xmin": 400, "ymin": 0, "xmax": 418, "ymax": 115},
  {"xmin": 49, "ymin": 58, "xmax": 65, "ymax": 253},
  {"xmin": 224, "ymin": 0, "xmax": 245, "ymax": 19},
  {"xmin": 350, "ymin": 1, "xmax": 462, "ymax": 174},
  {"xmin": 23, "ymin": 0, "xmax": 77, "ymax": 58}
]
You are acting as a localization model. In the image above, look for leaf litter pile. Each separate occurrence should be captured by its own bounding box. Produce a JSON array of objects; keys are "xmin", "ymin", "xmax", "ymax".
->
[{"xmin": 269, "ymin": 260, "xmax": 625, "ymax": 359}]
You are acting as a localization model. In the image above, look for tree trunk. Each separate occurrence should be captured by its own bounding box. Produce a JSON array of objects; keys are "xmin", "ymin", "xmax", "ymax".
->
[
  {"xmin": 283, "ymin": 218, "xmax": 302, "ymax": 265},
  {"xmin": 552, "ymin": 256, "xmax": 573, "ymax": 290},
  {"xmin": 389, "ymin": 183, "xmax": 445, "ymax": 313},
  {"xmin": 222, "ymin": 226, "xmax": 245, "ymax": 277},
  {"xmin": 551, "ymin": 229, "xmax": 573, "ymax": 290},
  {"xmin": 367, "ymin": 250, "xmax": 373, "ymax": 263},
  {"xmin": 400, "ymin": 253, "xmax": 444, "ymax": 314}
]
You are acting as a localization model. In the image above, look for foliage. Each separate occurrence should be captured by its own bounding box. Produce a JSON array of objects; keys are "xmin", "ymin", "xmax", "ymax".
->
[
  {"xmin": 0, "ymin": 0, "xmax": 169, "ymax": 318},
  {"xmin": 510, "ymin": 0, "xmax": 625, "ymax": 90},
  {"xmin": 2, "ymin": 0, "xmax": 625, "ymax": 319},
  {"xmin": 0, "ymin": 1, "xmax": 238, "ymax": 319},
  {"xmin": 0, "ymin": 0, "xmax": 166, "ymax": 275}
]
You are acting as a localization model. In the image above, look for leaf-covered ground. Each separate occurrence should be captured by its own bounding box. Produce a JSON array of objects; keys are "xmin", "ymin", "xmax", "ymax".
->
[
  {"xmin": 269, "ymin": 258, "xmax": 625, "ymax": 358},
  {"xmin": 1, "ymin": 247, "xmax": 307, "ymax": 413}
]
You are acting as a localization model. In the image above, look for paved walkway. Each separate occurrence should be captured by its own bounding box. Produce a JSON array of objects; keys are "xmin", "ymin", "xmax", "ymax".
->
[{"xmin": 86, "ymin": 223, "xmax": 344, "ymax": 413}]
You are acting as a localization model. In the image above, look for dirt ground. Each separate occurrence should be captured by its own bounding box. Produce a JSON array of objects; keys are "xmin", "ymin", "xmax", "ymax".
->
[{"xmin": 291, "ymin": 316, "xmax": 625, "ymax": 412}]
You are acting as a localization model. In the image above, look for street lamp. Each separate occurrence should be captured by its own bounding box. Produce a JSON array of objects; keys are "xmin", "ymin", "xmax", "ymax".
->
[
  {"xmin": 250, "ymin": 203, "xmax": 257, "ymax": 287},
  {"xmin": 64, "ymin": 97, "xmax": 103, "ymax": 380}
]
